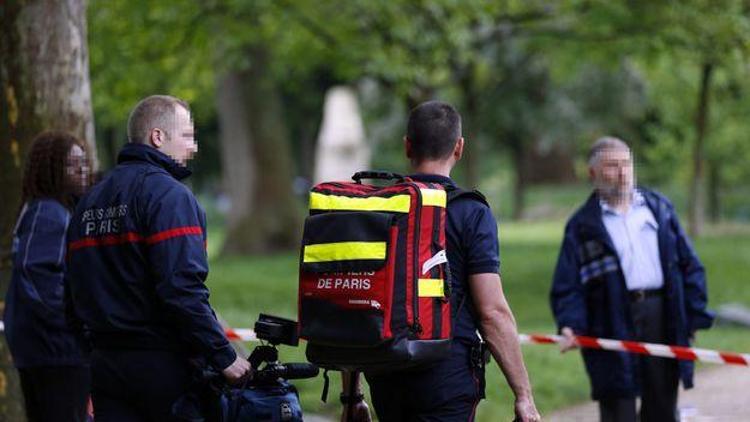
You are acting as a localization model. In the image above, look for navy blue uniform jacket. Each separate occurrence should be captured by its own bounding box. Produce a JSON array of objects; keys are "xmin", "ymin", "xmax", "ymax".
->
[
  {"xmin": 367, "ymin": 174, "xmax": 500, "ymax": 406},
  {"xmin": 66, "ymin": 143, "xmax": 236, "ymax": 371},
  {"xmin": 5, "ymin": 199, "xmax": 87, "ymax": 368},
  {"xmin": 550, "ymin": 188, "xmax": 714, "ymax": 400}
]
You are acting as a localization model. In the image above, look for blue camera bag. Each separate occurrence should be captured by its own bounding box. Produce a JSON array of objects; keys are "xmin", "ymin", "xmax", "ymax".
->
[{"xmin": 221, "ymin": 381, "xmax": 303, "ymax": 422}]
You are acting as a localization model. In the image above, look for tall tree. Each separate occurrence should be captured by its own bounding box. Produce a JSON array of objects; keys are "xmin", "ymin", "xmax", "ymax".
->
[
  {"xmin": 219, "ymin": 47, "xmax": 301, "ymax": 253},
  {"xmin": 0, "ymin": 0, "xmax": 96, "ymax": 419},
  {"xmin": 688, "ymin": 62, "xmax": 714, "ymax": 236},
  {"xmin": 204, "ymin": 1, "xmax": 307, "ymax": 254},
  {"xmin": 635, "ymin": 1, "xmax": 749, "ymax": 234},
  {"xmin": 216, "ymin": 70, "xmax": 256, "ymax": 237}
]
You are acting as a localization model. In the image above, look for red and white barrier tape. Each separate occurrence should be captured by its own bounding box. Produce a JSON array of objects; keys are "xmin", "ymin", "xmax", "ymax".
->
[
  {"xmin": 224, "ymin": 328, "xmax": 750, "ymax": 367},
  {"xmin": 224, "ymin": 327, "xmax": 257, "ymax": 342},
  {"xmin": 3, "ymin": 320, "xmax": 744, "ymax": 367},
  {"xmin": 0, "ymin": 320, "xmax": 261, "ymax": 343},
  {"xmin": 519, "ymin": 333, "xmax": 750, "ymax": 367}
]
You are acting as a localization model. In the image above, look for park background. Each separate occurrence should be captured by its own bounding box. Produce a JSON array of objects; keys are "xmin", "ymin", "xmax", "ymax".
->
[{"xmin": 2, "ymin": 1, "xmax": 750, "ymax": 420}]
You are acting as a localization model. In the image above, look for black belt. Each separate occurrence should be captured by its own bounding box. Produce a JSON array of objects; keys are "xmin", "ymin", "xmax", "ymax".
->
[{"xmin": 628, "ymin": 288, "xmax": 663, "ymax": 302}]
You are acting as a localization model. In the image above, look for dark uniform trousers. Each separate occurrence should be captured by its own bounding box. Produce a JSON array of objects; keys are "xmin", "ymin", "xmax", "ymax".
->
[
  {"xmin": 599, "ymin": 293, "xmax": 680, "ymax": 422},
  {"xmin": 367, "ymin": 342, "xmax": 485, "ymax": 422},
  {"xmin": 19, "ymin": 365, "xmax": 91, "ymax": 422},
  {"xmin": 90, "ymin": 349, "xmax": 195, "ymax": 422}
]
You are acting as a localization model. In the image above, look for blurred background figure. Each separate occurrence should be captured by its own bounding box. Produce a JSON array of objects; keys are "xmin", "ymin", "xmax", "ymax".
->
[
  {"xmin": 550, "ymin": 137, "xmax": 713, "ymax": 422},
  {"xmin": 4, "ymin": 131, "xmax": 91, "ymax": 422}
]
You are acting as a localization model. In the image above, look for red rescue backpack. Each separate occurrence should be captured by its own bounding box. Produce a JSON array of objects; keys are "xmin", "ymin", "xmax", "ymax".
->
[{"xmin": 298, "ymin": 171, "xmax": 481, "ymax": 372}]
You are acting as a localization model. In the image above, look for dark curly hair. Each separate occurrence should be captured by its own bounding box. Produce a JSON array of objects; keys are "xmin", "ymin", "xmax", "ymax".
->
[{"xmin": 21, "ymin": 131, "xmax": 87, "ymax": 210}]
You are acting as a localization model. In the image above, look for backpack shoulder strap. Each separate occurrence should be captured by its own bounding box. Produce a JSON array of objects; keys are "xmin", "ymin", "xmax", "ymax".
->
[
  {"xmin": 441, "ymin": 185, "xmax": 490, "ymax": 336},
  {"xmin": 445, "ymin": 186, "xmax": 489, "ymax": 206}
]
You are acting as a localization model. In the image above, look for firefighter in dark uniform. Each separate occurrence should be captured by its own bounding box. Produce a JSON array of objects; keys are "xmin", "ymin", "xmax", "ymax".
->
[
  {"xmin": 66, "ymin": 95, "xmax": 251, "ymax": 421},
  {"xmin": 342, "ymin": 101, "xmax": 540, "ymax": 422}
]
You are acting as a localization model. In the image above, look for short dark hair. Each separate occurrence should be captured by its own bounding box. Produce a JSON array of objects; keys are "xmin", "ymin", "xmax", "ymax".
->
[
  {"xmin": 406, "ymin": 101, "xmax": 462, "ymax": 162},
  {"xmin": 127, "ymin": 95, "xmax": 190, "ymax": 144},
  {"xmin": 22, "ymin": 131, "xmax": 86, "ymax": 210}
]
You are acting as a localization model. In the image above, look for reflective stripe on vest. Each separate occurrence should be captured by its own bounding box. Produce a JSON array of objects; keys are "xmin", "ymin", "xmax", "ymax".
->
[
  {"xmin": 309, "ymin": 193, "xmax": 411, "ymax": 213},
  {"xmin": 419, "ymin": 189, "xmax": 447, "ymax": 208},
  {"xmin": 303, "ymin": 241, "xmax": 387, "ymax": 263},
  {"xmin": 418, "ymin": 278, "xmax": 445, "ymax": 297}
]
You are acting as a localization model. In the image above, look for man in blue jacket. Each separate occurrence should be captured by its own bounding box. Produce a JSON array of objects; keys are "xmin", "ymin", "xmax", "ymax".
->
[
  {"xmin": 66, "ymin": 95, "xmax": 251, "ymax": 421},
  {"xmin": 550, "ymin": 137, "xmax": 713, "ymax": 422}
]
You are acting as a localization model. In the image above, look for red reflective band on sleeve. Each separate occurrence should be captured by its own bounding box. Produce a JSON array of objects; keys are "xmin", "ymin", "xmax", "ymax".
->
[
  {"xmin": 68, "ymin": 232, "xmax": 144, "ymax": 251},
  {"xmin": 68, "ymin": 226, "xmax": 204, "ymax": 252},
  {"xmin": 145, "ymin": 226, "xmax": 203, "ymax": 244}
]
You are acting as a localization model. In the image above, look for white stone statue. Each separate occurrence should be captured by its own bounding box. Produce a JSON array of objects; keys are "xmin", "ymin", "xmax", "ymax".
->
[{"xmin": 313, "ymin": 86, "xmax": 370, "ymax": 184}]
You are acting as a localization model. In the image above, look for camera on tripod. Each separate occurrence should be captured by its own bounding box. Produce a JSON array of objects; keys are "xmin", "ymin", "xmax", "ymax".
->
[
  {"xmin": 248, "ymin": 314, "xmax": 319, "ymax": 383},
  {"xmin": 212, "ymin": 314, "xmax": 318, "ymax": 422},
  {"xmin": 175, "ymin": 315, "xmax": 317, "ymax": 421}
]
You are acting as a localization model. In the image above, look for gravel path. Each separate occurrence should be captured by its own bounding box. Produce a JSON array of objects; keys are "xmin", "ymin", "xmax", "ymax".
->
[{"xmin": 547, "ymin": 366, "xmax": 750, "ymax": 421}]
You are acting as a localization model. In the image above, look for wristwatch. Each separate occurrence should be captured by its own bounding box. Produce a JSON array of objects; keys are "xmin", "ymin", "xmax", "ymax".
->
[{"xmin": 340, "ymin": 392, "xmax": 365, "ymax": 404}]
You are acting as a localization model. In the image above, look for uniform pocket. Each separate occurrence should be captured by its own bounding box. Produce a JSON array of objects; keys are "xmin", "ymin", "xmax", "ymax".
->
[
  {"xmin": 299, "ymin": 212, "xmax": 396, "ymax": 346},
  {"xmin": 300, "ymin": 212, "xmax": 392, "ymax": 273},
  {"xmin": 579, "ymin": 254, "xmax": 619, "ymax": 286}
]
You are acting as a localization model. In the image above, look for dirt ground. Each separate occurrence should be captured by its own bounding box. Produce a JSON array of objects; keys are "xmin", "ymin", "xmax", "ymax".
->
[{"xmin": 547, "ymin": 365, "xmax": 750, "ymax": 421}]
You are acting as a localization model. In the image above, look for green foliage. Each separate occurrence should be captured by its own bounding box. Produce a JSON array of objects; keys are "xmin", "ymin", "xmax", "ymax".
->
[
  {"xmin": 88, "ymin": 1, "xmax": 216, "ymax": 127},
  {"xmin": 87, "ymin": 0, "xmax": 750, "ymax": 214}
]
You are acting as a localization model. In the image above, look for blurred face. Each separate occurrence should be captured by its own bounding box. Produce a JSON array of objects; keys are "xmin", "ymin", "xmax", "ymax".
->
[
  {"xmin": 590, "ymin": 147, "xmax": 634, "ymax": 199},
  {"xmin": 160, "ymin": 105, "xmax": 197, "ymax": 166},
  {"xmin": 65, "ymin": 144, "xmax": 90, "ymax": 196}
]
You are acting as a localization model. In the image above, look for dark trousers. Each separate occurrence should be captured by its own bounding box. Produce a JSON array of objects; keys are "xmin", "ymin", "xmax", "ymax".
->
[
  {"xmin": 90, "ymin": 349, "xmax": 195, "ymax": 422},
  {"xmin": 366, "ymin": 342, "xmax": 484, "ymax": 422},
  {"xmin": 599, "ymin": 294, "xmax": 679, "ymax": 422},
  {"xmin": 18, "ymin": 365, "xmax": 91, "ymax": 422}
]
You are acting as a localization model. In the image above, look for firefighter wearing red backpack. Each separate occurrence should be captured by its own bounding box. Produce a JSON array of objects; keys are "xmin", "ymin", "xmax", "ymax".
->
[{"xmin": 300, "ymin": 101, "xmax": 540, "ymax": 421}]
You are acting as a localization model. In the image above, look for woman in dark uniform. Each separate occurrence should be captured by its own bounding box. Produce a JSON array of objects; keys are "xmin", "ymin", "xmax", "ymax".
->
[{"xmin": 4, "ymin": 131, "xmax": 91, "ymax": 422}]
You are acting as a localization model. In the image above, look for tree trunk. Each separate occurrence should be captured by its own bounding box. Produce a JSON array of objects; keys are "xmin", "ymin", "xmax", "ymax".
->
[
  {"xmin": 0, "ymin": 1, "xmax": 96, "ymax": 419},
  {"xmin": 221, "ymin": 47, "xmax": 301, "ymax": 254},
  {"xmin": 460, "ymin": 79, "xmax": 480, "ymax": 190},
  {"xmin": 100, "ymin": 126, "xmax": 119, "ymax": 171},
  {"xmin": 688, "ymin": 62, "xmax": 713, "ymax": 237},
  {"xmin": 510, "ymin": 135, "xmax": 526, "ymax": 221},
  {"xmin": 216, "ymin": 70, "xmax": 256, "ymax": 231},
  {"xmin": 708, "ymin": 160, "xmax": 720, "ymax": 223}
]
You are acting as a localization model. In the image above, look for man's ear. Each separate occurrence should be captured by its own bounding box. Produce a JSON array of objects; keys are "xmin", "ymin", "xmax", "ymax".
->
[
  {"xmin": 404, "ymin": 136, "xmax": 413, "ymax": 159},
  {"xmin": 454, "ymin": 137, "xmax": 464, "ymax": 160},
  {"xmin": 149, "ymin": 128, "xmax": 164, "ymax": 148},
  {"xmin": 588, "ymin": 166, "xmax": 596, "ymax": 182}
]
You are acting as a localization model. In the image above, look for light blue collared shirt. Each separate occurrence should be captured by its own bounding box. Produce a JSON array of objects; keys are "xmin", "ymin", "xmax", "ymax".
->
[{"xmin": 600, "ymin": 190, "xmax": 664, "ymax": 291}]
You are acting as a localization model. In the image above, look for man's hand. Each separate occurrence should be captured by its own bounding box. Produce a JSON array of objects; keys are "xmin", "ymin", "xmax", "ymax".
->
[
  {"xmin": 222, "ymin": 356, "xmax": 252, "ymax": 384},
  {"xmin": 559, "ymin": 326, "xmax": 578, "ymax": 353},
  {"xmin": 514, "ymin": 395, "xmax": 541, "ymax": 422},
  {"xmin": 340, "ymin": 400, "xmax": 371, "ymax": 422}
]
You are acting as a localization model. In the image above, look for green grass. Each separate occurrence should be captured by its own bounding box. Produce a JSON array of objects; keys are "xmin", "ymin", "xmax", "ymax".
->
[{"xmin": 205, "ymin": 221, "xmax": 750, "ymax": 421}]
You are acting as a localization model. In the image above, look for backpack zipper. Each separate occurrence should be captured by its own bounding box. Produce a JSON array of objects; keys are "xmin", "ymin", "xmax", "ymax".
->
[{"xmin": 408, "ymin": 182, "xmax": 423, "ymax": 335}]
